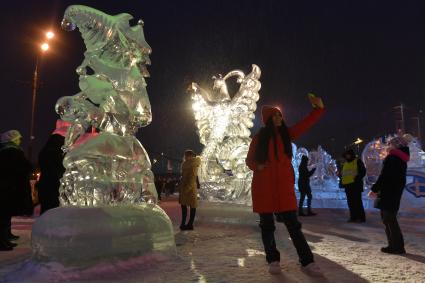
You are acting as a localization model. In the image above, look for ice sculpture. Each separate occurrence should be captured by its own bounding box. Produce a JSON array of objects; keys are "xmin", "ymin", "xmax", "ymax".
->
[
  {"xmin": 30, "ymin": 5, "xmax": 175, "ymax": 269},
  {"xmin": 292, "ymin": 146, "xmax": 339, "ymax": 189},
  {"xmin": 56, "ymin": 5, "xmax": 156, "ymax": 205},
  {"xmin": 308, "ymin": 146, "xmax": 339, "ymax": 186},
  {"xmin": 189, "ymin": 65, "xmax": 261, "ymax": 204},
  {"xmin": 292, "ymin": 145, "xmax": 352, "ymax": 208},
  {"xmin": 362, "ymin": 134, "xmax": 425, "ymax": 187},
  {"xmin": 362, "ymin": 134, "xmax": 425, "ymax": 212}
]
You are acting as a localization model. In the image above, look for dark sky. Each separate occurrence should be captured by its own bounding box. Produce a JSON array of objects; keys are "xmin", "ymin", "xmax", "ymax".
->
[{"xmin": 1, "ymin": 0, "xmax": 424, "ymax": 169}]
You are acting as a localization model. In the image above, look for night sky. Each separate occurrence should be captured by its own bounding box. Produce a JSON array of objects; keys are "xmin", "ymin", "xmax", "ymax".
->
[{"xmin": 1, "ymin": 0, "xmax": 424, "ymax": 171}]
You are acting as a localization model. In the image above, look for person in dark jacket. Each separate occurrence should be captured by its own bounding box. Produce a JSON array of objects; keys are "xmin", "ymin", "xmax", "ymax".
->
[
  {"xmin": 298, "ymin": 155, "xmax": 316, "ymax": 216},
  {"xmin": 340, "ymin": 148, "xmax": 366, "ymax": 222},
  {"xmin": 154, "ymin": 176, "xmax": 164, "ymax": 201},
  {"xmin": 0, "ymin": 130, "xmax": 33, "ymax": 251},
  {"xmin": 37, "ymin": 120, "xmax": 70, "ymax": 214},
  {"xmin": 369, "ymin": 135, "xmax": 410, "ymax": 254},
  {"xmin": 165, "ymin": 177, "xmax": 178, "ymax": 196}
]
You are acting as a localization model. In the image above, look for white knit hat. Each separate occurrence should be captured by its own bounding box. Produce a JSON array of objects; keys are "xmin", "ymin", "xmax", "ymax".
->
[{"xmin": 0, "ymin": 130, "xmax": 22, "ymax": 143}]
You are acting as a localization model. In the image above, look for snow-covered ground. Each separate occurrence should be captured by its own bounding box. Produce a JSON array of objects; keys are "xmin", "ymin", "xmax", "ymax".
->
[{"xmin": 1, "ymin": 196, "xmax": 424, "ymax": 283}]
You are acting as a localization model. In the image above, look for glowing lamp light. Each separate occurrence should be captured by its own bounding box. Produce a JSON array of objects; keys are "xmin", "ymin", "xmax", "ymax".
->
[
  {"xmin": 354, "ymin": 138, "xmax": 363, "ymax": 145},
  {"xmin": 41, "ymin": 43, "xmax": 49, "ymax": 52},
  {"xmin": 46, "ymin": 31, "xmax": 55, "ymax": 39}
]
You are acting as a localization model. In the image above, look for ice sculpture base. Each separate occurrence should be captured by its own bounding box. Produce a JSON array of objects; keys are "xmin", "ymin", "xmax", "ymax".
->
[
  {"xmin": 31, "ymin": 205, "xmax": 176, "ymax": 266},
  {"xmin": 199, "ymin": 180, "xmax": 252, "ymax": 205}
]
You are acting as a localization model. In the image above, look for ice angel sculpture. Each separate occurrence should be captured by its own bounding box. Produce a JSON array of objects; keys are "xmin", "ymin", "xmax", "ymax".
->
[
  {"xmin": 189, "ymin": 65, "xmax": 261, "ymax": 204},
  {"xmin": 55, "ymin": 5, "xmax": 157, "ymax": 206}
]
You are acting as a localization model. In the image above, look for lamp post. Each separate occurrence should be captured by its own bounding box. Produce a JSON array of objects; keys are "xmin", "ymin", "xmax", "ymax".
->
[
  {"xmin": 28, "ymin": 31, "xmax": 54, "ymax": 162},
  {"xmin": 411, "ymin": 112, "xmax": 422, "ymax": 145},
  {"xmin": 420, "ymin": 110, "xmax": 423, "ymax": 145},
  {"xmin": 393, "ymin": 103, "xmax": 406, "ymax": 134},
  {"xmin": 353, "ymin": 137, "xmax": 363, "ymax": 155}
]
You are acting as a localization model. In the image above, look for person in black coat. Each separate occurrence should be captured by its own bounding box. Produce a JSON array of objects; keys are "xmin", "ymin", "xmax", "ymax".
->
[
  {"xmin": 0, "ymin": 130, "xmax": 33, "ymax": 251},
  {"xmin": 298, "ymin": 156, "xmax": 316, "ymax": 216},
  {"xmin": 340, "ymin": 149, "xmax": 367, "ymax": 222},
  {"xmin": 369, "ymin": 136, "xmax": 410, "ymax": 254},
  {"xmin": 37, "ymin": 120, "xmax": 70, "ymax": 214},
  {"xmin": 154, "ymin": 176, "xmax": 164, "ymax": 201}
]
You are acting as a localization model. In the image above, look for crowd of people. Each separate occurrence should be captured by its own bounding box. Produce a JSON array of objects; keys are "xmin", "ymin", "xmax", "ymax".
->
[
  {"xmin": 154, "ymin": 174, "xmax": 180, "ymax": 201},
  {"xmin": 0, "ymin": 120, "xmax": 69, "ymax": 251},
  {"xmin": 0, "ymin": 95, "xmax": 413, "ymax": 279}
]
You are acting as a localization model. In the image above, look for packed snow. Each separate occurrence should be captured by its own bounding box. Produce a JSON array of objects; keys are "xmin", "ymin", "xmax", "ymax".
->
[{"xmin": 1, "ymin": 197, "xmax": 424, "ymax": 283}]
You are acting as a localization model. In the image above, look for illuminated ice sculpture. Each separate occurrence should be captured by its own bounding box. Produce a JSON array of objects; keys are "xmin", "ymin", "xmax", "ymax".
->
[
  {"xmin": 294, "ymin": 146, "xmax": 350, "ymax": 208},
  {"xmin": 293, "ymin": 145, "xmax": 339, "ymax": 190},
  {"xmin": 189, "ymin": 65, "xmax": 261, "ymax": 204},
  {"xmin": 30, "ymin": 5, "xmax": 175, "ymax": 269},
  {"xmin": 361, "ymin": 134, "xmax": 425, "ymax": 212},
  {"xmin": 56, "ymin": 5, "xmax": 156, "ymax": 205},
  {"xmin": 308, "ymin": 146, "xmax": 339, "ymax": 186},
  {"xmin": 362, "ymin": 134, "xmax": 425, "ymax": 187}
]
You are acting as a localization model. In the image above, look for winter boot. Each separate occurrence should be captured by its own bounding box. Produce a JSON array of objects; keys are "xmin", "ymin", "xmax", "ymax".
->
[
  {"xmin": 307, "ymin": 209, "xmax": 317, "ymax": 216},
  {"xmin": 301, "ymin": 262, "xmax": 324, "ymax": 277},
  {"xmin": 298, "ymin": 208, "xmax": 306, "ymax": 216},
  {"xmin": 381, "ymin": 246, "xmax": 406, "ymax": 255},
  {"xmin": 0, "ymin": 231, "xmax": 14, "ymax": 251},
  {"xmin": 183, "ymin": 208, "xmax": 196, "ymax": 230},
  {"xmin": 268, "ymin": 261, "xmax": 281, "ymax": 274},
  {"xmin": 180, "ymin": 225, "xmax": 193, "ymax": 231},
  {"xmin": 0, "ymin": 239, "xmax": 13, "ymax": 251},
  {"xmin": 180, "ymin": 205, "xmax": 188, "ymax": 230},
  {"xmin": 8, "ymin": 228, "xmax": 19, "ymax": 241}
]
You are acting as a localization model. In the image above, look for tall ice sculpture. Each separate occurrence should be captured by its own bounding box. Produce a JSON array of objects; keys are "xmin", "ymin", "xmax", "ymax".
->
[
  {"xmin": 30, "ymin": 5, "xmax": 176, "ymax": 269},
  {"xmin": 189, "ymin": 65, "xmax": 261, "ymax": 204}
]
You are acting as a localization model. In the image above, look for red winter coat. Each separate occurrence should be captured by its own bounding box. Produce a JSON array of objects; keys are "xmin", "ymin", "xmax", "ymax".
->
[{"xmin": 246, "ymin": 108, "xmax": 324, "ymax": 213}]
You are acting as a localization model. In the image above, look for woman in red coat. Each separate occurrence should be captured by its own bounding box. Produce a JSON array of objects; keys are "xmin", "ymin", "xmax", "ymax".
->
[{"xmin": 246, "ymin": 94, "xmax": 324, "ymax": 276}]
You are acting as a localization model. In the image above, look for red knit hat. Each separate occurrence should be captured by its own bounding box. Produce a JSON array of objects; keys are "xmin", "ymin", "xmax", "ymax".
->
[
  {"xmin": 52, "ymin": 119, "xmax": 72, "ymax": 137},
  {"xmin": 261, "ymin": 106, "xmax": 282, "ymax": 124}
]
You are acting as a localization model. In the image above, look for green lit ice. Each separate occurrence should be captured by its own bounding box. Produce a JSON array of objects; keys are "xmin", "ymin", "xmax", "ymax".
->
[{"xmin": 56, "ymin": 5, "xmax": 156, "ymax": 206}]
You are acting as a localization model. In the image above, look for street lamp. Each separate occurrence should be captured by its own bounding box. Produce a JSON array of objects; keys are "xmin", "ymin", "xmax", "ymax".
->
[
  {"xmin": 353, "ymin": 137, "xmax": 363, "ymax": 155},
  {"xmin": 411, "ymin": 112, "xmax": 422, "ymax": 145},
  {"xmin": 41, "ymin": 43, "xmax": 49, "ymax": 51},
  {"xmin": 46, "ymin": 31, "xmax": 54, "ymax": 39},
  {"xmin": 353, "ymin": 137, "xmax": 363, "ymax": 145},
  {"xmin": 28, "ymin": 30, "xmax": 54, "ymax": 162}
]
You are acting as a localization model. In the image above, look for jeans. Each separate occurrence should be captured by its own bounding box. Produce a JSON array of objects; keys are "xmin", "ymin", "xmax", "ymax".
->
[
  {"xmin": 259, "ymin": 211, "xmax": 314, "ymax": 266},
  {"xmin": 381, "ymin": 210, "xmax": 404, "ymax": 250}
]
